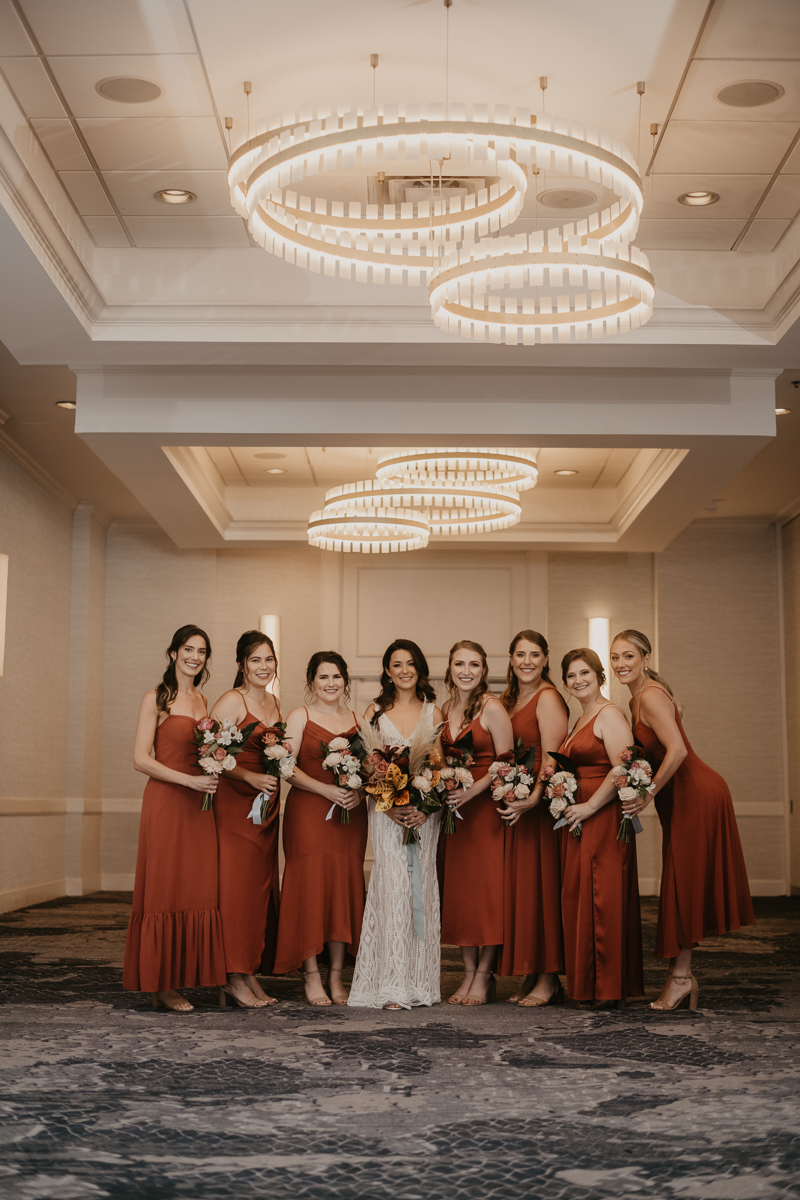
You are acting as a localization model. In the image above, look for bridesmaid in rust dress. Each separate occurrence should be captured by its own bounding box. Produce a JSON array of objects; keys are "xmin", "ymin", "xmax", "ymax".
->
[
  {"xmin": 123, "ymin": 625, "xmax": 226, "ymax": 1012},
  {"xmin": 559, "ymin": 647, "xmax": 644, "ymax": 1007},
  {"xmin": 440, "ymin": 640, "xmax": 514, "ymax": 1005},
  {"xmin": 273, "ymin": 651, "xmax": 367, "ymax": 1006},
  {"xmin": 210, "ymin": 630, "xmax": 282, "ymax": 1010},
  {"xmin": 496, "ymin": 631, "xmax": 568, "ymax": 1007},
  {"xmin": 611, "ymin": 629, "xmax": 754, "ymax": 1011}
]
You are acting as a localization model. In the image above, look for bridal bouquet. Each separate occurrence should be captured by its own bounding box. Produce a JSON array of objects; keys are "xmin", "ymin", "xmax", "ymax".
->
[
  {"xmin": 489, "ymin": 750, "xmax": 536, "ymax": 821},
  {"xmin": 542, "ymin": 751, "xmax": 581, "ymax": 838},
  {"xmin": 321, "ymin": 735, "xmax": 365, "ymax": 824},
  {"xmin": 440, "ymin": 737, "xmax": 475, "ymax": 835},
  {"xmin": 611, "ymin": 745, "xmax": 653, "ymax": 842},
  {"xmin": 194, "ymin": 716, "xmax": 258, "ymax": 811},
  {"xmin": 247, "ymin": 722, "xmax": 296, "ymax": 824},
  {"xmin": 359, "ymin": 709, "xmax": 443, "ymax": 840}
]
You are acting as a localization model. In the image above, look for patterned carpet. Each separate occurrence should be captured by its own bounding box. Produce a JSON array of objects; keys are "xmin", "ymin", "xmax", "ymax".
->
[{"xmin": 1, "ymin": 893, "xmax": 798, "ymax": 1199}]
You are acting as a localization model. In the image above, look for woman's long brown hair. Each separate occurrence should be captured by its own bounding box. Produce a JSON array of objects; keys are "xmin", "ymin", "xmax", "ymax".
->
[
  {"xmin": 500, "ymin": 629, "xmax": 555, "ymax": 712},
  {"xmin": 444, "ymin": 640, "xmax": 489, "ymax": 724},
  {"xmin": 155, "ymin": 624, "xmax": 211, "ymax": 714}
]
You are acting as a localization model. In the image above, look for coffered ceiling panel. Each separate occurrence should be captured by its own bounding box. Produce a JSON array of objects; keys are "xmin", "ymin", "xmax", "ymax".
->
[
  {"xmin": 48, "ymin": 54, "xmax": 213, "ymax": 119},
  {"xmin": 77, "ymin": 116, "xmax": 227, "ymax": 171},
  {"xmin": 0, "ymin": 56, "xmax": 64, "ymax": 117},
  {"xmin": 18, "ymin": 0, "xmax": 196, "ymax": 56},
  {"xmin": 58, "ymin": 170, "xmax": 114, "ymax": 215},
  {"xmin": 699, "ymin": 0, "xmax": 800, "ymax": 59},
  {"xmin": 82, "ymin": 214, "xmax": 129, "ymax": 248},
  {"xmin": 0, "ymin": 0, "xmax": 34, "ymax": 55},
  {"xmin": 757, "ymin": 174, "xmax": 800, "ymax": 220},
  {"xmin": 29, "ymin": 119, "xmax": 91, "ymax": 170},
  {"xmin": 656, "ymin": 121, "xmax": 798, "ymax": 174},
  {"xmin": 649, "ymin": 175, "xmax": 770, "ymax": 220},
  {"xmin": 103, "ymin": 170, "xmax": 232, "ymax": 216},
  {"xmin": 736, "ymin": 219, "xmax": 790, "ymax": 253},
  {"xmin": 125, "ymin": 216, "xmax": 249, "ymax": 248},
  {"xmin": 637, "ymin": 218, "xmax": 744, "ymax": 251},
  {"xmin": 673, "ymin": 59, "xmax": 800, "ymax": 123}
]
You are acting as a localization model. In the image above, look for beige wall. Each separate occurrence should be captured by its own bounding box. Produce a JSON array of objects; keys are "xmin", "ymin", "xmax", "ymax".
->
[
  {"xmin": 782, "ymin": 514, "xmax": 800, "ymax": 892},
  {"xmin": 0, "ymin": 446, "xmax": 73, "ymax": 911},
  {"xmin": 0, "ymin": 455, "xmax": 793, "ymax": 908}
]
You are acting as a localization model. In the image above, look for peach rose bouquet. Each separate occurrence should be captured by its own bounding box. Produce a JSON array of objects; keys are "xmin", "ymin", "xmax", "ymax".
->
[{"xmin": 194, "ymin": 716, "xmax": 258, "ymax": 811}]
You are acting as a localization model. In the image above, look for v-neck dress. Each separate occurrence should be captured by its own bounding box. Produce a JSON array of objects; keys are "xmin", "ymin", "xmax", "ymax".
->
[
  {"xmin": 440, "ymin": 712, "xmax": 504, "ymax": 947},
  {"xmin": 559, "ymin": 713, "xmax": 643, "ymax": 1003},
  {"xmin": 123, "ymin": 714, "xmax": 227, "ymax": 992},
  {"xmin": 273, "ymin": 712, "xmax": 368, "ymax": 974},
  {"xmin": 214, "ymin": 709, "xmax": 281, "ymax": 976},
  {"xmin": 634, "ymin": 686, "xmax": 754, "ymax": 959},
  {"xmin": 499, "ymin": 687, "xmax": 566, "ymax": 977}
]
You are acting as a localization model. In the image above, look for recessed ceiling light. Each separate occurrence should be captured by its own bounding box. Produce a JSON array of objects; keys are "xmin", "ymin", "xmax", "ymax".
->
[
  {"xmin": 55, "ymin": 400, "xmax": 76, "ymax": 410},
  {"xmin": 716, "ymin": 81, "xmax": 784, "ymax": 108},
  {"xmin": 537, "ymin": 189, "xmax": 597, "ymax": 210},
  {"xmin": 555, "ymin": 469, "xmax": 578, "ymax": 476},
  {"xmin": 266, "ymin": 468, "xmax": 287, "ymax": 474},
  {"xmin": 678, "ymin": 191, "xmax": 720, "ymax": 207},
  {"xmin": 96, "ymin": 77, "xmax": 163, "ymax": 104},
  {"xmin": 775, "ymin": 407, "xmax": 792, "ymax": 415},
  {"xmin": 155, "ymin": 189, "xmax": 196, "ymax": 205},
  {"xmin": 254, "ymin": 452, "xmax": 287, "ymax": 460}
]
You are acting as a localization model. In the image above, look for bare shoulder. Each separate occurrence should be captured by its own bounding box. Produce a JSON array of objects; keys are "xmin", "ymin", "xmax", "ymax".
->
[
  {"xmin": 598, "ymin": 702, "xmax": 631, "ymax": 732},
  {"xmin": 639, "ymin": 686, "xmax": 674, "ymax": 715},
  {"xmin": 211, "ymin": 688, "xmax": 245, "ymax": 715},
  {"xmin": 364, "ymin": 703, "xmax": 376, "ymax": 722},
  {"xmin": 482, "ymin": 694, "xmax": 505, "ymax": 715},
  {"xmin": 539, "ymin": 686, "xmax": 568, "ymax": 714},
  {"xmin": 140, "ymin": 688, "xmax": 158, "ymax": 712},
  {"xmin": 433, "ymin": 705, "xmax": 445, "ymax": 725},
  {"xmin": 285, "ymin": 706, "xmax": 309, "ymax": 725}
]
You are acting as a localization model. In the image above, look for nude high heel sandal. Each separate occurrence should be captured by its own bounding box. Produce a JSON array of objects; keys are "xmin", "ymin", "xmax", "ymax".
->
[
  {"xmin": 649, "ymin": 973, "xmax": 698, "ymax": 1012},
  {"xmin": 518, "ymin": 980, "xmax": 565, "ymax": 1008},
  {"xmin": 303, "ymin": 971, "xmax": 332, "ymax": 1007},
  {"xmin": 462, "ymin": 972, "xmax": 497, "ymax": 1006},
  {"xmin": 151, "ymin": 991, "xmax": 194, "ymax": 1013}
]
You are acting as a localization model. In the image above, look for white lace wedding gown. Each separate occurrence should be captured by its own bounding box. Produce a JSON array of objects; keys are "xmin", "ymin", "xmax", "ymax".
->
[{"xmin": 348, "ymin": 706, "xmax": 442, "ymax": 1008}]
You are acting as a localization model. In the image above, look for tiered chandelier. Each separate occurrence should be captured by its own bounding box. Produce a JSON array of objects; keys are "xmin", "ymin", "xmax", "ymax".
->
[
  {"xmin": 228, "ymin": 102, "xmax": 654, "ymax": 345},
  {"xmin": 306, "ymin": 448, "xmax": 538, "ymax": 553}
]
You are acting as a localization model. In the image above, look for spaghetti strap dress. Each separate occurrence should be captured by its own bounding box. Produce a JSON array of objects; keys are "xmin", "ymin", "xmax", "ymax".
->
[
  {"xmin": 440, "ymin": 712, "xmax": 504, "ymax": 947},
  {"xmin": 634, "ymin": 686, "xmax": 754, "ymax": 960},
  {"xmin": 560, "ymin": 714, "xmax": 644, "ymax": 1003},
  {"xmin": 499, "ymin": 687, "xmax": 565, "ymax": 977},
  {"xmin": 123, "ymin": 714, "xmax": 227, "ymax": 992},
  {"xmin": 273, "ymin": 713, "xmax": 368, "ymax": 974},
  {"xmin": 214, "ymin": 711, "xmax": 281, "ymax": 976}
]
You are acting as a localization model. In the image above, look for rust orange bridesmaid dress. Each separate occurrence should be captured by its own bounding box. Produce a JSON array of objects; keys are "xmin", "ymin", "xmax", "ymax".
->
[
  {"xmin": 273, "ymin": 712, "xmax": 368, "ymax": 974},
  {"xmin": 560, "ymin": 713, "xmax": 643, "ymax": 1003},
  {"xmin": 498, "ymin": 688, "xmax": 565, "ymax": 977},
  {"xmin": 123, "ymin": 715, "xmax": 226, "ymax": 992},
  {"xmin": 634, "ymin": 686, "xmax": 754, "ymax": 959},
  {"xmin": 214, "ymin": 712, "xmax": 281, "ymax": 976},
  {"xmin": 440, "ymin": 715, "xmax": 504, "ymax": 947}
]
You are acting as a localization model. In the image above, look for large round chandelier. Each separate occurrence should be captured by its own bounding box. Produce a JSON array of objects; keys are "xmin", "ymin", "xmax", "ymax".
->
[
  {"xmin": 307, "ymin": 507, "xmax": 430, "ymax": 554},
  {"xmin": 227, "ymin": 104, "xmax": 653, "ymax": 341},
  {"xmin": 376, "ymin": 448, "xmax": 539, "ymax": 489}
]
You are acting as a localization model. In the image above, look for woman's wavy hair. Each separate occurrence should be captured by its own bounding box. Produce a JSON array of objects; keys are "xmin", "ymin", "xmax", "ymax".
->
[
  {"xmin": 303, "ymin": 650, "xmax": 351, "ymax": 705},
  {"xmin": 561, "ymin": 647, "xmax": 605, "ymax": 689},
  {"xmin": 444, "ymin": 640, "xmax": 489, "ymax": 724},
  {"xmin": 155, "ymin": 624, "xmax": 211, "ymax": 714},
  {"xmin": 372, "ymin": 639, "xmax": 436, "ymax": 716},
  {"xmin": 611, "ymin": 628, "xmax": 682, "ymax": 713},
  {"xmin": 500, "ymin": 629, "xmax": 555, "ymax": 712},
  {"xmin": 233, "ymin": 629, "xmax": 278, "ymax": 690}
]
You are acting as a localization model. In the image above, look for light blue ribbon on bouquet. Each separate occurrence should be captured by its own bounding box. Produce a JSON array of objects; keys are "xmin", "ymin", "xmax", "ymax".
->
[
  {"xmin": 406, "ymin": 840, "xmax": 425, "ymax": 942},
  {"xmin": 247, "ymin": 792, "xmax": 269, "ymax": 825}
]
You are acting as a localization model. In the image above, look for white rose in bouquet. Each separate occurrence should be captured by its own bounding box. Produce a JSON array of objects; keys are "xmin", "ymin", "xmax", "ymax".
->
[
  {"xmin": 618, "ymin": 786, "xmax": 638, "ymax": 803},
  {"xmin": 549, "ymin": 795, "xmax": 567, "ymax": 817},
  {"xmin": 222, "ymin": 754, "xmax": 237, "ymax": 771},
  {"xmin": 412, "ymin": 774, "xmax": 432, "ymax": 792},
  {"xmin": 346, "ymin": 774, "xmax": 363, "ymax": 789},
  {"xmin": 323, "ymin": 752, "xmax": 344, "ymax": 769},
  {"xmin": 514, "ymin": 783, "xmax": 531, "ymax": 799},
  {"xmin": 279, "ymin": 757, "xmax": 296, "ymax": 779}
]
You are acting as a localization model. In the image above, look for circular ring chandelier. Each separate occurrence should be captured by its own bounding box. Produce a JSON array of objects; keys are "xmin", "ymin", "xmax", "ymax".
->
[
  {"xmin": 228, "ymin": 104, "xmax": 649, "ymax": 324},
  {"xmin": 429, "ymin": 236, "xmax": 654, "ymax": 344},
  {"xmin": 376, "ymin": 448, "xmax": 539, "ymax": 490},
  {"xmin": 307, "ymin": 506, "xmax": 430, "ymax": 554},
  {"xmin": 322, "ymin": 477, "xmax": 522, "ymax": 535}
]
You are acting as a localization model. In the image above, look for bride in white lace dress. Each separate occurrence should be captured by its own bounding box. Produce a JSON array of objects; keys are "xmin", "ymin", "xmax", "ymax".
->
[{"xmin": 348, "ymin": 640, "xmax": 444, "ymax": 1010}]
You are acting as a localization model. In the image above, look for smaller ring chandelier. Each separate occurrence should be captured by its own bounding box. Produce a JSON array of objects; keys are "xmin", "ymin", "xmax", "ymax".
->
[{"xmin": 306, "ymin": 448, "xmax": 536, "ymax": 553}]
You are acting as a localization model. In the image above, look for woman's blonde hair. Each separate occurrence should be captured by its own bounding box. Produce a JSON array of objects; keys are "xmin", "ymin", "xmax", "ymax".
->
[{"xmin": 611, "ymin": 629, "xmax": 683, "ymax": 714}]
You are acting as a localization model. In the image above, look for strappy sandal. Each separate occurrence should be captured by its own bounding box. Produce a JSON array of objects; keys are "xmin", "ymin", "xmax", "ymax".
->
[{"xmin": 649, "ymin": 973, "xmax": 698, "ymax": 1011}]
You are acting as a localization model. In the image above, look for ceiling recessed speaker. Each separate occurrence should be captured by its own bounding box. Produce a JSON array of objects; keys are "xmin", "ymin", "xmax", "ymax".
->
[
  {"xmin": 96, "ymin": 77, "xmax": 163, "ymax": 104},
  {"xmin": 537, "ymin": 189, "xmax": 597, "ymax": 209},
  {"xmin": 716, "ymin": 81, "xmax": 784, "ymax": 108}
]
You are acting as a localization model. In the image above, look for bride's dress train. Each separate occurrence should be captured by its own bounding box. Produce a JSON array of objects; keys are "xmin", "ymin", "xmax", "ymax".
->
[{"xmin": 348, "ymin": 708, "xmax": 442, "ymax": 1009}]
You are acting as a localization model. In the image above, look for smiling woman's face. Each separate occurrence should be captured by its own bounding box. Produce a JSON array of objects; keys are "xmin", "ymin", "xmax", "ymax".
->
[
  {"xmin": 610, "ymin": 638, "xmax": 648, "ymax": 687},
  {"xmin": 388, "ymin": 650, "xmax": 418, "ymax": 693},
  {"xmin": 564, "ymin": 659, "xmax": 601, "ymax": 704},
  {"xmin": 172, "ymin": 636, "xmax": 207, "ymax": 680},
  {"xmin": 313, "ymin": 662, "xmax": 345, "ymax": 704},
  {"xmin": 244, "ymin": 644, "xmax": 276, "ymax": 688},
  {"xmin": 450, "ymin": 650, "xmax": 483, "ymax": 692},
  {"xmin": 510, "ymin": 639, "xmax": 546, "ymax": 687}
]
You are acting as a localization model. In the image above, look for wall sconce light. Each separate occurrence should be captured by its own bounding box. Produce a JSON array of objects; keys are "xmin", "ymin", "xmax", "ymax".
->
[
  {"xmin": 260, "ymin": 614, "xmax": 281, "ymax": 700},
  {"xmin": 587, "ymin": 616, "xmax": 610, "ymax": 697}
]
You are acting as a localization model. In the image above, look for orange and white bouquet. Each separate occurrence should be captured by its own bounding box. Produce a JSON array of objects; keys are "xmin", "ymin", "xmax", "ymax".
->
[
  {"xmin": 611, "ymin": 745, "xmax": 652, "ymax": 842},
  {"xmin": 542, "ymin": 751, "xmax": 581, "ymax": 838},
  {"xmin": 440, "ymin": 741, "xmax": 475, "ymax": 835},
  {"xmin": 194, "ymin": 716, "xmax": 258, "ymax": 811},
  {"xmin": 247, "ymin": 722, "xmax": 296, "ymax": 824}
]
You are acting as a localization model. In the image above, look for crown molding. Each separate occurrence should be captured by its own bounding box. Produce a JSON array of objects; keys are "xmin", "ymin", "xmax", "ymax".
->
[{"xmin": 0, "ymin": 428, "xmax": 76, "ymax": 510}]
